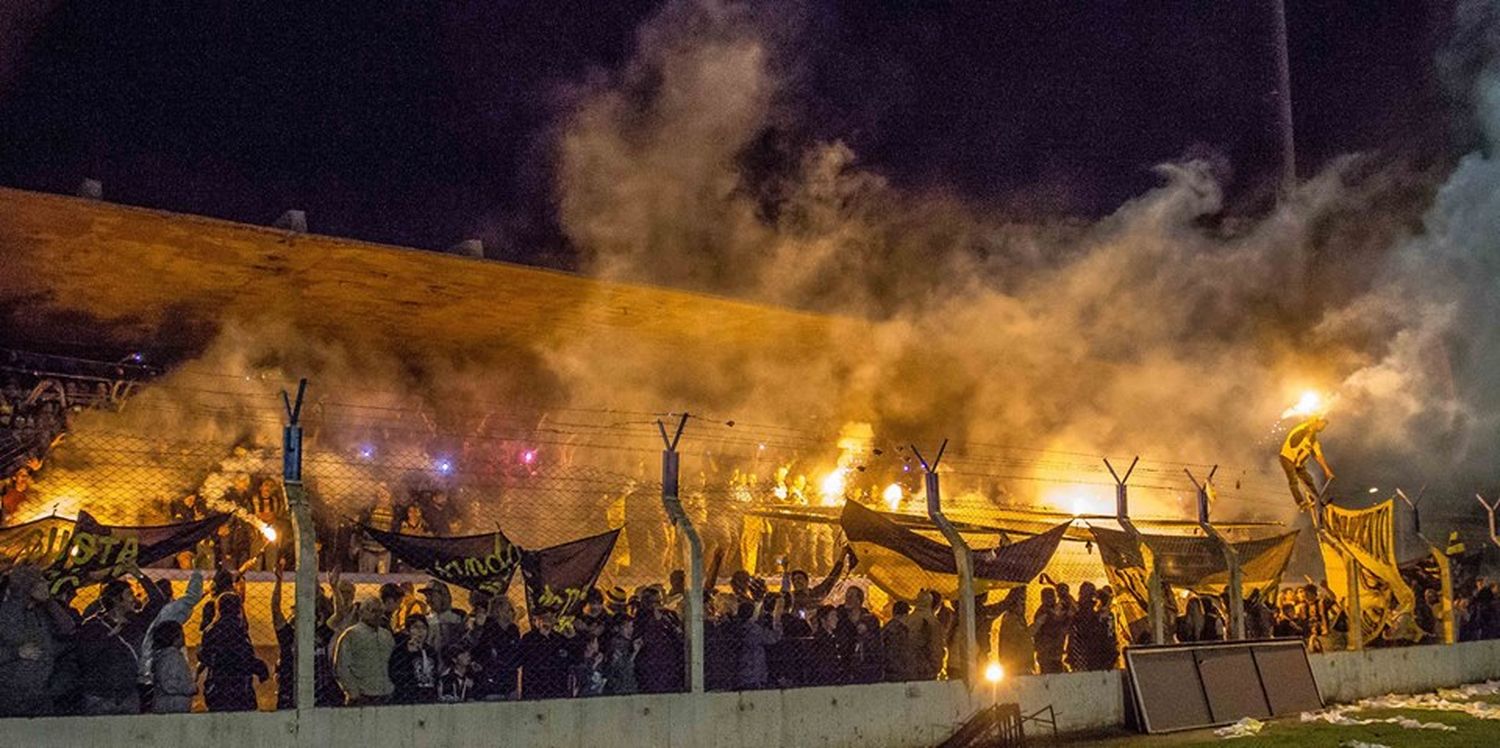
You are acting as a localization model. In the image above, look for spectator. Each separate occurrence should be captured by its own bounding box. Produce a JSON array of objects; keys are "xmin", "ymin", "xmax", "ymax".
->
[
  {"xmin": 1273, "ymin": 603, "xmax": 1306, "ymax": 639},
  {"xmin": 570, "ymin": 635, "xmax": 607, "ymax": 696},
  {"xmin": 1095, "ymin": 586, "xmax": 1120, "ymax": 668},
  {"xmin": 734, "ymin": 597, "xmax": 784, "ymax": 690},
  {"xmin": 0, "ymin": 566, "xmax": 75, "ymax": 716},
  {"xmin": 139, "ymin": 568, "xmax": 204, "ymax": 708},
  {"xmin": 780, "ymin": 547, "xmax": 851, "ymax": 614},
  {"xmin": 149, "ymin": 621, "xmax": 196, "ymax": 714},
  {"xmin": 270, "ymin": 563, "xmax": 340, "ymax": 709},
  {"xmin": 253, "ymin": 478, "xmax": 289, "ymax": 570},
  {"xmin": 198, "ymin": 592, "xmax": 269, "ymax": 712},
  {"xmin": 464, "ymin": 594, "xmax": 521, "ymax": 700},
  {"xmin": 354, "ymin": 485, "xmax": 397, "ymax": 573},
  {"xmin": 334, "ymin": 598, "xmax": 396, "ymax": 706},
  {"xmin": 438, "ymin": 645, "xmax": 480, "ymax": 703},
  {"xmin": 389, "ymin": 615, "xmax": 439, "ymax": 704},
  {"xmin": 602, "ymin": 617, "xmax": 640, "ymax": 695},
  {"xmin": 1176, "ymin": 595, "xmax": 1207, "ymax": 643},
  {"xmin": 835, "ymin": 585, "xmax": 883, "ymax": 683},
  {"xmin": 913, "ymin": 591, "xmax": 947, "ymax": 679},
  {"xmin": 379, "ymin": 582, "xmax": 408, "ymax": 630},
  {"xmin": 994, "ymin": 586, "xmax": 1033, "ymax": 677},
  {"xmin": 633, "ymin": 586, "xmax": 685, "ymax": 694},
  {"xmin": 804, "ymin": 604, "xmax": 840, "ymax": 686},
  {"xmin": 419, "ymin": 581, "xmax": 467, "ymax": 660},
  {"xmin": 398, "ymin": 504, "xmax": 431, "ymax": 537},
  {"xmin": 75, "ymin": 578, "xmax": 144, "ymax": 714},
  {"xmin": 1031, "ymin": 587, "xmax": 1069, "ymax": 674},
  {"xmin": 519, "ymin": 608, "xmax": 573, "ymax": 699},
  {"xmin": 880, "ymin": 600, "xmax": 919, "ymax": 682}
]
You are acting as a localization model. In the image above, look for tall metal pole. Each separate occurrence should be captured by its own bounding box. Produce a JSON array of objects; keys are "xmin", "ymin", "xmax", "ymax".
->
[
  {"xmin": 1272, "ymin": 0, "xmax": 1296, "ymax": 197},
  {"xmin": 658, "ymin": 414, "xmax": 703, "ymax": 693},
  {"xmin": 915, "ymin": 440, "xmax": 976, "ymax": 684},
  {"xmin": 281, "ymin": 379, "xmax": 316, "ymax": 712},
  {"xmin": 1187, "ymin": 467, "xmax": 1243, "ymax": 640}
]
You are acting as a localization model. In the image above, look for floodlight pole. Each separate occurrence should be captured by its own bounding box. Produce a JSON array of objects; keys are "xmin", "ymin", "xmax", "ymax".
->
[
  {"xmin": 280, "ymin": 378, "xmax": 316, "ymax": 713},
  {"xmin": 658, "ymin": 413, "xmax": 704, "ymax": 693},
  {"xmin": 1186, "ymin": 466, "xmax": 1244, "ymax": 640},
  {"xmin": 1398, "ymin": 487, "xmax": 1453, "ymax": 644},
  {"xmin": 1107, "ymin": 456, "xmax": 1165, "ymax": 645},
  {"xmin": 914, "ymin": 439, "xmax": 977, "ymax": 685}
]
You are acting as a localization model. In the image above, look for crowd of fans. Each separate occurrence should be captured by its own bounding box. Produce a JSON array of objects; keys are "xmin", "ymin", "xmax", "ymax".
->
[{"xmin": 6, "ymin": 542, "xmax": 1500, "ymax": 718}]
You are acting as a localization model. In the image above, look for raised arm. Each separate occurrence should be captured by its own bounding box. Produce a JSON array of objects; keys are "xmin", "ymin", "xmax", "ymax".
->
[
  {"xmin": 270, "ymin": 561, "xmax": 288, "ymax": 631},
  {"xmin": 807, "ymin": 546, "xmax": 851, "ymax": 601}
]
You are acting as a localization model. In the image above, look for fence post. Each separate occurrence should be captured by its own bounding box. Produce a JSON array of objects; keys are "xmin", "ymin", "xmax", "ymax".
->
[
  {"xmin": 280, "ymin": 378, "xmax": 317, "ymax": 712},
  {"xmin": 1398, "ymin": 488, "xmax": 1454, "ymax": 644},
  {"xmin": 1107, "ymin": 457, "xmax": 1166, "ymax": 645},
  {"xmin": 914, "ymin": 440, "xmax": 976, "ymax": 684},
  {"xmin": 1186, "ymin": 467, "xmax": 1244, "ymax": 640},
  {"xmin": 658, "ymin": 414, "xmax": 704, "ymax": 694},
  {"xmin": 1477, "ymin": 494, "xmax": 1500, "ymax": 550},
  {"xmin": 1345, "ymin": 553, "xmax": 1363, "ymax": 651}
]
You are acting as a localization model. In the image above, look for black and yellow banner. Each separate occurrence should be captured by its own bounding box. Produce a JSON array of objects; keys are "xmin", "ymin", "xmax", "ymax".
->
[
  {"xmin": 1089, "ymin": 526, "xmax": 1299, "ymax": 640},
  {"xmin": 1319, "ymin": 500, "xmax": 1415, "ymax": 644},
  {"xmin": 359, "ymin": 524, "xmax": 522, "ymax": 595},
  {"xmin": 0, "ymin": 510, "xmax": 228, "ymax": 590},
  {"xmin": 520, "ymin": 528, "xmax": 620, "ymax": 633},
  {"xmin": 839, "ymin": 500, "xmax": 1068, "ymax": 601}
]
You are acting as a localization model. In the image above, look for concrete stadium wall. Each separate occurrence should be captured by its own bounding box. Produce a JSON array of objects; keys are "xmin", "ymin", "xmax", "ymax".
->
[{"xmin": 6, "ymin": 641, "xmax": 1500, "ymax": 748}]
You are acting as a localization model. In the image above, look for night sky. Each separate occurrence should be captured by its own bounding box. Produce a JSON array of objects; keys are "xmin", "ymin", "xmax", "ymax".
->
[{"xmin": 0, "ymin": 1, "xmax": 1463, "ymax": 269}]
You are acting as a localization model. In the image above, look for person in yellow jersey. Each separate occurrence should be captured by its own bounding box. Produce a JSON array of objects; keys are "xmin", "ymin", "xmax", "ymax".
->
[{"xmin": 1280, "ymin": 416, "xmax": 1333, "ymax": 511}]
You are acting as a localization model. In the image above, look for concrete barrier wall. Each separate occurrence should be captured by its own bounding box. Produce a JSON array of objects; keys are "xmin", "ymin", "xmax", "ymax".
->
[{"xmin": 7, "ymin": 641, "xmax": 1500, "ymax": 748}]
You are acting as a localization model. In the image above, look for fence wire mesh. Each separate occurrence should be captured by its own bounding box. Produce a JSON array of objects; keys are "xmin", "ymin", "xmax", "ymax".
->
[{"xmin": 0, "ymin": 358, "xmax": 1486, "ymax": 719}]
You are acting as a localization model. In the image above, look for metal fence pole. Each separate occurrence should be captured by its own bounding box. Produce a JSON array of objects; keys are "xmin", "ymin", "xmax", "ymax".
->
[
  {"xmin": 1397, "ymin": 488, "xmax": 1454, "ymax": 644},
  {"xmin": 1345, "ymin": 553, "xmax": 1363, "ymax": 651},
  {"xmin": 658, "ymin": 414, "xmax": 704, "ymax": 694},
  {"xmin": 915, "ymin": 440, "xmax": 976, "ymax": 684},
  {"xmin": 1107, "ymin": 457, "xmax": 1166, "ymax": 644},
  {"xmin": 281, "ymin": 378, "xmax": 317, "ymax": 712},
  {"xmin": 1187, "ymin": 467, "xmax": 1243, "ymax": 640}
]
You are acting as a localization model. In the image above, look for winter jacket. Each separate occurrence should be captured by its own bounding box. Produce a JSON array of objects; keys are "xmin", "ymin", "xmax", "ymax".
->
[{"xmin": 151, "ymin": 646, "xmax": 197, "ymax": 713}]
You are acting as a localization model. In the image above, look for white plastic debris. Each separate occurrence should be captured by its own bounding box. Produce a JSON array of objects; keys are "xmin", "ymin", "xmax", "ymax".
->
[
  {"xmin": 1300, "ymin": 703, "xmax": 1456, "ymax": 731},
  {"xmin": 1339, "ymin": 741, "xmax": 1392, "ymax": 748},
  {"xmin": 1213, "ymin": 717, "xmax": 1264, "ymax": 739}
]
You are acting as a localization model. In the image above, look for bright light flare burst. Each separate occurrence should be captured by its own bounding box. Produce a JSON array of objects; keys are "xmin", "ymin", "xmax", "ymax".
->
[
  {"xmin": 1281, "ymin": 390, "xmax": 1328, "ymax": 420},
  {"xmin": 882, "ymin": 483, "xmax": 903, "ymax": 510}
]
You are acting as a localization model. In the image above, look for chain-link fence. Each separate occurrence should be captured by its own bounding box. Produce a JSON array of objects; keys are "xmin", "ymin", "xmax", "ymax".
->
[{"xmin": 0, "ymin": 361, "xmax": 1488, "ymax": 719}]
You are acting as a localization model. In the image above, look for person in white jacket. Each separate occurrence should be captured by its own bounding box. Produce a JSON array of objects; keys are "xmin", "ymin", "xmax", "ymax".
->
[
  {"xmin": 138, "ymin": 568, "xmax": 205, "ymax": 697},
  {"xmin": 150, "ymin": 620, "xmax": 197, "ymax": 713}
]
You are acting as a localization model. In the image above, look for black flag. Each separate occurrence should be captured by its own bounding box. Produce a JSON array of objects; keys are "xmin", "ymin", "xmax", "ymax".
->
[
  {"xmin": 0, "ymin": 510, "xmax": 229, "ymax": 590},
  {"xmin": 360, "ymin": 524, "xmax": 521, "ymax": 595},
  {"xmin": 840, "ymin": 500, "xmax": 1068, "ymax": 601},
  {"xmin": 520, "ymin": 528, "xmax": 620, "ymax": 634}
]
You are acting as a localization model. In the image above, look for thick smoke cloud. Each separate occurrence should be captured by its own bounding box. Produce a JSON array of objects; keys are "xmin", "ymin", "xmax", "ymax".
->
[
  {"xmin": 551, "ymin": 0, "xmax": 1500, "ymax": 522},
  {"xmin": 24, "ymin": 0, "xmax": 1500, "ymax": 538}
]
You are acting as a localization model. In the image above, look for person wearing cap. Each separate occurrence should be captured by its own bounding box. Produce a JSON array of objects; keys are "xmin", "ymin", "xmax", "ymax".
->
[
  {"xmin": 604, "ymin": 586, "xmax": 630, "ymax": 624},
  {"xmin": 632, "ymin": 586, "xmax": 683, "ymax": 694}
]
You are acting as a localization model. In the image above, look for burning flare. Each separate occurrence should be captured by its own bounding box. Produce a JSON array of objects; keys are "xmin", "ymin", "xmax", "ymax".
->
[
  {"xmin": 259, "ymin": 523, "xmax": 278, "ymax": 543},
  {"xmin": 882, "ymin": 483, "xmax": 903, "ymax": 511},
  {"xmin": 1281, "ymin": 390, "xmax": 1328, "ymax": 420},
  {"xmin": 819, "ymin": 469, "xmax": 847, "ymax": 507}
]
